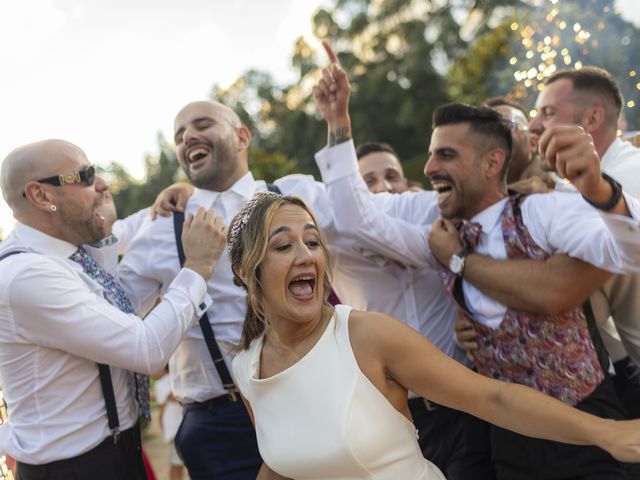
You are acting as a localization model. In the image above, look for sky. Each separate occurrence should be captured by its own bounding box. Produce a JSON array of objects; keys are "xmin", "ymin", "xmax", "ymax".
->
[{"xmin": 0, "ymin": 0, "xmax": 639, "ymax": 235}]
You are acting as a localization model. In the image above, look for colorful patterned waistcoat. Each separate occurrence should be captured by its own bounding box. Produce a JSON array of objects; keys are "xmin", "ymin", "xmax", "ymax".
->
[{"xmin": 437, "ymin": 194, "xmax": 604, "ymax": 406}]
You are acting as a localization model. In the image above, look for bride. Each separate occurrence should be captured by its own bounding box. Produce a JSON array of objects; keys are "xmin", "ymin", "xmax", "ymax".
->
[{"xmin": 229, "ymin": 191, "xmax": 640, "ymax": 480}]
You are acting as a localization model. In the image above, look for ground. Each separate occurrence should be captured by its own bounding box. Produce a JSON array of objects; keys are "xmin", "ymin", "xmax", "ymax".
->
[{"xmin": 143, "ymin": 408, "xmax": 187, "ymax": 480}]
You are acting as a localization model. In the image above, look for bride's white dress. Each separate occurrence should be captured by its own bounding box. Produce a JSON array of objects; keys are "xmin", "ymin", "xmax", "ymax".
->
[{"xmin": 233, "ymin": 305, "xmax": 446, "ymax": 479}]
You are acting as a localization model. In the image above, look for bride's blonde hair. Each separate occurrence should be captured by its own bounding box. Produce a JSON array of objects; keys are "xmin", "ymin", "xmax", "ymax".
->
[{"xmin": 228, "ymin": 193, "xmax": 333, "ymax": 349}]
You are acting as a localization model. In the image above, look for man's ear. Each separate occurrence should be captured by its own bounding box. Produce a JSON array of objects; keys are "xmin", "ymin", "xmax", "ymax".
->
[
  {"xmin": 235, "ymin": 126, "xmax": 252, "ymax": 151},
  {"xmin": 581, "ymin": 105, "xmax": 605, "ymax": 134},
  {"xmin": 24, "ymin": 182, "xmax": 57, "ymax": 213},
  {"xmin": 483, "ymin": 148, "xmax": 506, "ymax": 179}
]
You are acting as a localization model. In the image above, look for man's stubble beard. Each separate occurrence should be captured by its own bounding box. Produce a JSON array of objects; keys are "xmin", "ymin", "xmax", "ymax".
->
[
  {"xmin": 59, "ymin": 199, "xmax": 106, "ymax": 245},
  {"xmin": 186, "ymin": 140, "xmax": 241, "ymax": 192}
]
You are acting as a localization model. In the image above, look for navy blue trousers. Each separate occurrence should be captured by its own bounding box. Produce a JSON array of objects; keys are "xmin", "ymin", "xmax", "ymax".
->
[{"xmin": 174, "ymin": 397, "xmax": 261, "ymax": 480}]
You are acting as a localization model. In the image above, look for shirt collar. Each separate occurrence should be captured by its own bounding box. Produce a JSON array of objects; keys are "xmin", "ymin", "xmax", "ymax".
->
[
  {"xmin": 601, "ymin": 137, "xmax": 625, "ymax": 170},
  {"xmin": 190, "ymin": 171, "xmax": 258, "ymax": 206},
  {"xmin": 13, "ymin": 222, "xmax": 78, "ymax": 258},
  {"xmin": 470, "ymin": 197, "xmax": 509, "ymax": 235}
]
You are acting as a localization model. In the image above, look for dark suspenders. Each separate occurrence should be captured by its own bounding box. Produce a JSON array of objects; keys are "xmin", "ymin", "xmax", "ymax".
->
[
  {"xmin": 172, "ymin": 184, "xmax": 282, "ymax": 401},
  {"xmin": 0, "ymin": 251, "xmax": 24, "ymax": 261},
  {"xmin": 173, "ymin": 211, "xmax": 237, "ymax": 400},
  {"xmin": 0, "ymin": 250, "xmax": 121, "ymax": 442}
]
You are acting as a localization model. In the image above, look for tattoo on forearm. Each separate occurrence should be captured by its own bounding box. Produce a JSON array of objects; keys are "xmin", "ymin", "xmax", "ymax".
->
[{"xmin": 329, "ymin": 127, "xmax": 351, "ymax": 146}]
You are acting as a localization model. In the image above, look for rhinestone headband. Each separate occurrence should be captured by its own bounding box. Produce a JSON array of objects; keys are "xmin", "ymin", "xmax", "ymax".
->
[{"xmin": 228, "ymin": 191, "xmax": 282, "ymax": 253}]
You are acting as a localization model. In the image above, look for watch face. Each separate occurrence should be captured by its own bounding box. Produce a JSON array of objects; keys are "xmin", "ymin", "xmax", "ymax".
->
[{"xmin": 449, "ymin": 254, "xmax": 464, "ymax": 274}]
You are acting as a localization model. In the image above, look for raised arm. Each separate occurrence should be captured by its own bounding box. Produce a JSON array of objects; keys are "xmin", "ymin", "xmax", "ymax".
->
[
  {"xmin": 540, "ymin": 125, "xmax": 630, "ymax": 217},
  {"xmin": 312, "ymin": 41, "xmax": 352, "ymax": 148},
  {"xmin": 312, "ymin": 42, "xmax": 437, "ymax": 268},
  {"xmin": 540, "ymin": 126, "xmax": 640, "ymax": 271},
  {"xmin": 351, "ymin": 310, "xmax": 640, "ymax": 462}
]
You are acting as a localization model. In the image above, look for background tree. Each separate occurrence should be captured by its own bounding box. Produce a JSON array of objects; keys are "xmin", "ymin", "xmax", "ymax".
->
[
  {"xmin": 102, "ymin": 133, "xmax": 182, "ymax": 218},
  {"xmin": 449, "ymin": 0, "xmax": 640, "ymax": 126},
  {"xmin": 108, "ymin": 0, "xmax": 640, "ymax": 214}
]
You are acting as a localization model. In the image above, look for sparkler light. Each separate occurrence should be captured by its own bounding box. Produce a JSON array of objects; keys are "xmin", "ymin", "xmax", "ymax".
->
[{"xmin": 505, "ymin": 0, "xmax": 639, "ymax": 123}]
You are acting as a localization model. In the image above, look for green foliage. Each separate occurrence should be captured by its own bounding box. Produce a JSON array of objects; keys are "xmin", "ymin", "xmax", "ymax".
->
[
  {"xmin": 448, "ymin": 22, "xmax": 514, "ymax": 104},
  {"xmin": 449, "ymin": 0, "xmax": 640, "ymax": 127},
  {"xmin": 105, "ymin": 0, "xmax": 640, "ymax": 210},
  {"xmin": 249, "ymin": 148, "xmax": 300, "ymax": 183}
]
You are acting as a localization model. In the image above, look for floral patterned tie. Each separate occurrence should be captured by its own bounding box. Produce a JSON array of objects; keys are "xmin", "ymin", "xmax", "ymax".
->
[
  {"xmin": 70, "ymin": 246, "xmax": 151, "ymax": 420},
  {"xmin": 453, "ymin": 219, "xmax": 483, "ymax": 251}
]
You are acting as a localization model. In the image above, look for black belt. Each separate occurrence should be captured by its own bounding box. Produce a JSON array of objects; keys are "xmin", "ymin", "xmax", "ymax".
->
[
  {"xmin": 408, "ymin": 397, "xmax": 442, "ymax": 412},
  {"xmin": 183, "ymin": 393, "xmax": 239, "ymax": 412},
  {"xmin": 17, "ymin": 424, "xmax": 140, "ymax": 473}
]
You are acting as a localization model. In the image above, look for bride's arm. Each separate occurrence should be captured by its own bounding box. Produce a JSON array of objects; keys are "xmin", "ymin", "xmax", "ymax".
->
[{"xmin": 348, "ymin": 310, "xmax": 640, "ymax": 463}]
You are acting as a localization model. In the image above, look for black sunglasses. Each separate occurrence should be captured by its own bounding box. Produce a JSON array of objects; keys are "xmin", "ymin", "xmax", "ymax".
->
[{"xmin": 23, "ymin": 165, "xmax": 96, "ymax": 197}]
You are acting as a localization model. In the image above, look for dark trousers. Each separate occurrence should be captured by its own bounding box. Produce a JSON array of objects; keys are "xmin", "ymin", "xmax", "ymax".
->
[
  {"xmin": 175, "ymin": 395, "xmax": 261, "ymax": 480},
  {"xmin": 490, "ymin": 377, "xmax": 634, "ymax": 480},
  {"xmin": 16, "ymin": 425, "xmax": 147, "ymax": 480},
  {"xmin": 409, "ymin": 398, "xmax": 497, "ymax": 480},
  {"xmin": 613, "ymin": 357, "xmax": 640, "ymax": 419}
]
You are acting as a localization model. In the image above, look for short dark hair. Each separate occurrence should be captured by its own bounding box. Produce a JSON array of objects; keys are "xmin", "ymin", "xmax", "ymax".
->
[
  {"xmin": 484, "ymin": 96, "xmax": 529, "ymax": 120},
  {"xmin": 546, "ymin": 67, "xmax": 623, "ymax": 125},
  {"xmin": 432, "ymin": 103, "xmax": 512, "ymax": 180},
  {"xmin": 356, "ymin": 141, "xmax": 399, "ymax": 160}
]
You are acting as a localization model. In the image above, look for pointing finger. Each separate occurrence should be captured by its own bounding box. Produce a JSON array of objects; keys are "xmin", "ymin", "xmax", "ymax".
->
[{"xmin": 322, "ymin": 40, "xmax": 340, "ymax": 66}]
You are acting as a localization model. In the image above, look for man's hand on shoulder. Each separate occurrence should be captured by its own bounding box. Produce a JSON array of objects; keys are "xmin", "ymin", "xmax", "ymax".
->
[{"xmin": 150, "ymin": 182, "xmax": 195, "ymax": 220}]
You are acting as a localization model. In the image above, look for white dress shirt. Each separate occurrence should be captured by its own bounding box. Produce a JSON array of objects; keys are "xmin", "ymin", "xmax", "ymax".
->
[
  {"xmin": 332, "ymin": 241, "xmax": 466, "ymax": 364},
  {"xmin": 590, "ymin": 138, "xmax": 640, "ymax": 365},
  {"xmin": 315, "ymin": 140, "xmax": 640, "ymax": 330},
  {"xmin": 325, "ymin": 155, "xmax": 465, "ymax": 362},
  {"xmin": 602, "ymin": 137, "xmax": 640, "ymax": 198},
  {"xmin": 0, "ymin": 223, "xmax": 210, "ymax": 464}
]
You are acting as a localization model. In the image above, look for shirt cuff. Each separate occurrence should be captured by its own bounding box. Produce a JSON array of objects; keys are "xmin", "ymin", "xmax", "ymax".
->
[
  {"xmin": 315, "ymin": 140, "xmax": 359, "ymax": 184},
  {"xmin": 168, "ymin": 268, "xmax": 213, "ymax": 317},
  {"xmin": 598, "ymin": 191, "xmax": 640, "ymax": 242}
]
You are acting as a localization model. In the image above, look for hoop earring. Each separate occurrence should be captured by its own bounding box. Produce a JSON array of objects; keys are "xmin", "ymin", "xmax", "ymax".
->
[{"xmin": 50, "ymin": 205, "xmax": 57, "ymax": 212}]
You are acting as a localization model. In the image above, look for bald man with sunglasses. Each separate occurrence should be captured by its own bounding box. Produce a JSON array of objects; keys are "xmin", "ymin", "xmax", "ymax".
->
[{"xmin": 0, "ymin": 139, "xmax": 226, "ymax": 480}]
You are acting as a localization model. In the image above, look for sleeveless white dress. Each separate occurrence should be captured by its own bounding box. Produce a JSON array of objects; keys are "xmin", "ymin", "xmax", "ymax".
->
[{"xmin": 232, "ymin": 305, "xmax": 446, "ymax": 480}]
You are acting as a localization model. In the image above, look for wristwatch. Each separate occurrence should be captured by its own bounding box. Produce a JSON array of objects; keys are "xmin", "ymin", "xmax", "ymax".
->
[{"xmin": 449, "ymin": 249, "xmax": 468, "ymax": 276}]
